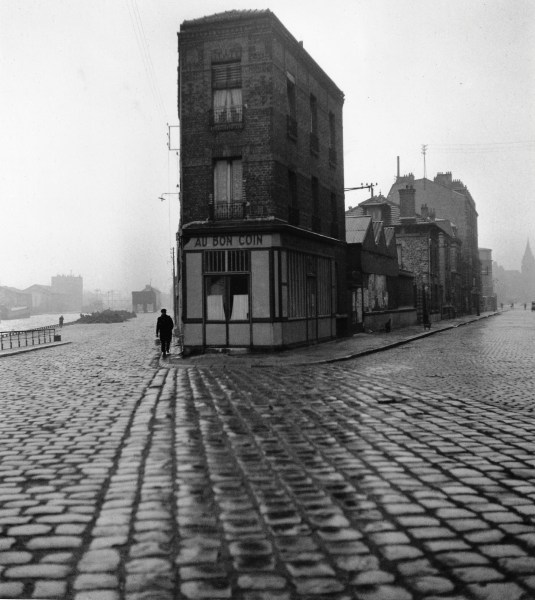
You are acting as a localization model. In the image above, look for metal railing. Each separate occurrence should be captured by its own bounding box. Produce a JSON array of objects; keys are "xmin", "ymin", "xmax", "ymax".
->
[
  {"xmin": 210, "ymin": 105, "xmax": 243, "ymax": 128},
  {"xmin": 208, "ymin": 201, "xmax": 270, "ymax": 221},
  {"xmin": 0, "ymin": 326, "xmax": 58, "ymax": 351}
]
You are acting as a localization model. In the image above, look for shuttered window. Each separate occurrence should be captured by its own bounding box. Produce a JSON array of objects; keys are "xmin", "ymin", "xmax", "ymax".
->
[{"xmin": 212, "ymin": 62, "xmax": 242, "ymax": 89}]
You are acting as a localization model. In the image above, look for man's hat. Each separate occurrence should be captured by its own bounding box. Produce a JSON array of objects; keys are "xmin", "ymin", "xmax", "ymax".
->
[{"xmin": 161, "ymin": 308, "xmax": 166, "ymax": 313}]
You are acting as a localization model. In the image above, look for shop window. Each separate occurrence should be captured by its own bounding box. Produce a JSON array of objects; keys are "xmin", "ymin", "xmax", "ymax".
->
[{"xmin": 206, "ymin": 274, "xmax": 249, "ymax": 321}]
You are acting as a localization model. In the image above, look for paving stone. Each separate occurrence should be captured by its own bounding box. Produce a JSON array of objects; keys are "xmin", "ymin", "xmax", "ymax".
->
[
  {"xmin": 464, "ymin": 530, "xmax": 505, "ymax": 544},
  {"xmin": 380, "ymin": 544, "xmax": 423, "ymax": 561},
  {"xmin": 74, "ymin": 573, "xmax": 119, "ymax": 590},
  {"xmin": 479, "ymin": 544, "xmax": 526, "ymax": 558},
  {"xmin": 4, "ymin": 563, "xmax": 71, "ymax": 578},
  {"xmin": 0, "ymin": 538, "xmax": 16, "ymax": 551},
  {"xmin": 371, "ymin": 531, "xmax": 411, "ymax": 545},
  {"xmin": 237, "ymin": 574, "xmax": 287, "ymax": 590},
  {"xmin": 0, "ymin": 582, "xmax": 25, "ymax": 598},
  {"xmin": 79, "ymin": 549, "xmax": 121, "ymax": 572},
  {"xmin": 32, "ymin": 580, "xmax": 68, "ymax": 598},
  {"xmin": 352, "ymin": 584, "xmax": 413, "ymax": 599},
  {"xmin": 74, "ymin": 591, "xmax": 120, "ymax": 600},
  {"xmin": 351, "ymin": 570, "xmax": 395, "ymax": 586},
  {"xmin": 468, "ymin": 582, "xmax": 527, "ymax": 600},
  {"xmin": 0, "ymin": 551, "xmax": 33, "ymax": 564},
  {"xmin": 180, "ymin": 579, "xmax": 231, "ymax": 599},
  {"xmin": 40, "ymin": 552, "xmax": 74, "ymax": 563},
  {"xmin": 397, "ymin": 559, "xmax": 438, "ymax": 577},
  {"xmin": 498, "ymin": 556, "xmax": 535, "ymax": 573},
  {"xmin": 408, "ymin": 575, "xmax": 455, "ymax": 594},
  {"xmin": 292, "ymin": 577, "xmax": 345, "ymax": 595},
  {"xmin": 26, "ymin": 535, "xmax": 82, "ymax": 549},
  {"xmin": 452, "ymin": 567, "xmax": 505, "ymax": 582}
]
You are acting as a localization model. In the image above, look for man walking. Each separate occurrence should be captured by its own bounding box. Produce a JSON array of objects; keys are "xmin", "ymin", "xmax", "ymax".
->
[{"xmin": 156, "ymin": 308, "xmax": 174, "ymax": 357}]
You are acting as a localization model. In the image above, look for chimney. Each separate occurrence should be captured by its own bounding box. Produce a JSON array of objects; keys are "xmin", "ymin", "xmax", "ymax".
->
[
  {"xmin": 421, "ymin": 203, "xmax": 429, "ymax": 220},
  {"xmin": 434, "ymin": 171, "xmax": 453, "ymax": 187},
  {"xmin": 399, "ymin": 184, "xmax": 416, "ymax": 220},
  {"xmin": 397, "ymin": 156, "xmax": 400, "ymax": 180}
]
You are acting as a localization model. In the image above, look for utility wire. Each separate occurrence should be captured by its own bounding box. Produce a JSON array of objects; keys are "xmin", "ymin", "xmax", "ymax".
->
[{"xmin": 124, "ymin": 0, "xmax": 168, "ymax": 122}]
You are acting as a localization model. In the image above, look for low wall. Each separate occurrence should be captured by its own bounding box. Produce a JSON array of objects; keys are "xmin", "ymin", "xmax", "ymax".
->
[{"xmin": 363, "ymin": 307, "xmax": 417, "ymax": 332}]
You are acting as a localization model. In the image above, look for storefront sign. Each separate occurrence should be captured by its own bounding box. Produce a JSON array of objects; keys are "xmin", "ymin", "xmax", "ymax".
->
[{"xmin": 187, "ymin": 233, "xmax": 274, "ymax": 249}]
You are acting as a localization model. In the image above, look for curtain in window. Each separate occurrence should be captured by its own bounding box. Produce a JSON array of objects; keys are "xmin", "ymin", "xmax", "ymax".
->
[
  {"xmin": 213, "ymin": 89, "xmax": 242, "ymax": 123},
  {"xmin": 214, "ymin": 159, "xmax": 242, "ymax": 205},
  {"xmin": 230, "ymin": 294, "xmax": 248, "ymax": 320},
  {"xmin": 207, "ymin": 277, "xmax": 225, "ymax": 320}
]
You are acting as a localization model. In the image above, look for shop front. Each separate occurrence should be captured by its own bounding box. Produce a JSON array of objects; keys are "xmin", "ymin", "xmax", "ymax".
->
[{"xmin": 181, "ymin": 225, "xmax": 343, "ymax": 353}]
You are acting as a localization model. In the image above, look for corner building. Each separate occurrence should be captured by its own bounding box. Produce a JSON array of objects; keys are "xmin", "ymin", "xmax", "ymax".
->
[{"xmin": 178, "ymin": 10, "xmax": 347, "ymax": 352}]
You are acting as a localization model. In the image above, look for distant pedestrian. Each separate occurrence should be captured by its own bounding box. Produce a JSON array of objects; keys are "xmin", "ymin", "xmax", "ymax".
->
[
  {"xmin": 156, "ymin": 308, "xmax": 174, "ymax": 357},
  {"xmin": 59, "ymin": 315, "xmax": 64, "ymax": 328}
]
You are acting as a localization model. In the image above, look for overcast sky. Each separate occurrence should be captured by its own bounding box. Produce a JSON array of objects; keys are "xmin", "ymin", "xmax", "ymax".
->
[{"xmin": 2, "ymin": 0, "xmax": 534, "ymax": 296}]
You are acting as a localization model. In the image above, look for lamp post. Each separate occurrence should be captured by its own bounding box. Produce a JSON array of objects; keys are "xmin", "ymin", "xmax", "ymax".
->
[{"xmin": 158, "ymin": 192, "xmax": 181, "ymax": 349}]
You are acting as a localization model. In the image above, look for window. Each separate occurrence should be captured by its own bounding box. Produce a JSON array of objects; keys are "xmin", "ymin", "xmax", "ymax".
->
[
  {"xmin": 205, "ymin": 250, "xmax": 250, "ymax": 322},
  {"xmin": 212, "ymin": 61, "xmax": 242, "ymax": 125},
  {"xmin": 328, "ymin": 111, "xmax": 337, "ymax": 165},
  {"xmin": 330, "ymin": 192, "xmax": 338, "ymax": 237},
  {"xmin": 310, "ymin": 94, "xmax": 319, "ymax": 155},
  {"xmin": 311, "ymin": 177, "xmax": 320, "ymax": 233},
  {"xmin": 287, "ymin": 73, "xmax": 296, "ymax": 118},
  {"xmin": 312, "ymin": 177, "xmax": 319, "ymax": 215},
  {"xmin": 287, "ymin": 252, "xmax": 332, "ymax": 318},
  {"xmin": 206, "ymin": 275, "xmax": 249, "ymax": 321},
  {"xmin": 288, "ymin": 170, "xmax": 298, "ymax": 206},
  {"xmin": 288, "ymin": 169, "xmax": 299, "ymax": 226},
  {"xmin": 286, "ymin": 72, "xmax": 297, "ymax": 140},
  {"xmin": 310, "ymin": 94, "xmax": 318, "ymax": 134},
  {"xmin": 214, "ymin": 158, "xmax": 242, "ymax": 218},
  {"xmin": 329, "ymin": 111, "xmax": 336, "ymax": 147}
]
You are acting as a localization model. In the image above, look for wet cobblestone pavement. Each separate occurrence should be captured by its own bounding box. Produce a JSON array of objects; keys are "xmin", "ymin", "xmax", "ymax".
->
[{"xmin": 2, "ymin": 311, "xmax": 535, "ymax": 599}]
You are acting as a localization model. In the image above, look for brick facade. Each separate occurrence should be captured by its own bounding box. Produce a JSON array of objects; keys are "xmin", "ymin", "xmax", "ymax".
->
[{"xmin": 178, "ymin": 10, "xmax": 347, "ymax": 351}]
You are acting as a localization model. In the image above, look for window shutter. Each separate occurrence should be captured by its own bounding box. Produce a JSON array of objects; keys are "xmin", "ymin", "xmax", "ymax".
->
[
  {"xmin": 212, "ymin": 62, "xmax": 241, "ymax": 89},
  {"xmin": 231, "ymin": 159, "xmax": 242, "ymax": 202},
  {"xmin": 214, "ymin": 161, "xmax": 228, "ymax": 204}
]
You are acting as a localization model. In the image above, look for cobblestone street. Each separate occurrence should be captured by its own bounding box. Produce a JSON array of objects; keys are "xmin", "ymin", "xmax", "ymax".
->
[{"xmin": 2, "ymin": 311, "xmax": 535, "ymax": 599}]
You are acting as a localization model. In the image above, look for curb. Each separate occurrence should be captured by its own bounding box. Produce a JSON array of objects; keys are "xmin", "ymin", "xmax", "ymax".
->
[
  {"xmin": 160, "ymin": 312, "xmax": 499, "ymax": 369},
  {"xmin": 0, "ymin": 341, "xmax": 72, "ymax": 358},
  {"xmin": 251, "ymin": 313, "xmax": 498, "ymax": 368}
]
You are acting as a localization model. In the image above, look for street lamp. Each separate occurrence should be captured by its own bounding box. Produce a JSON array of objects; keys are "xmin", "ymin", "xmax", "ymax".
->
[{"xmin": 158, "ymin": 192, "xmax": 181, "ymax": 350}]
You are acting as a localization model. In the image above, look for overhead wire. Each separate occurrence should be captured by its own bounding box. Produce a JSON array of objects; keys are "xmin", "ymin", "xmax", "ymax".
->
[{"xmin": 124, "ymin": 0, "xmax": 168, "ymax": 122}]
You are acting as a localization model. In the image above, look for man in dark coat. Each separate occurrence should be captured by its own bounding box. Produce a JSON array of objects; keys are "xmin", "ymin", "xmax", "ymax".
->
[{"xmin": 156, "ymin": 308, "xmax": 174, "ymax": 357}]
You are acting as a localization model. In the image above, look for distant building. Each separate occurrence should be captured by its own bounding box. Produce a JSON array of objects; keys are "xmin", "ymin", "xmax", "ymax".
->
[
  {"xmin": 24, "ymin": 284, "xmax": 60, "ymax": 314},
  {"xmin": 132, "ymin": 285, "xmax": 161, "ymax": 313},
  {"xmin": 387, "ymin": 171, "xmax": 479, "ymax": 315},
  {"xmin": 521, "ymin": 240, "xmax": 535, "ymax": 302},
  {"xmin": 479, "ymin": 248, "xmax": 497, "ymax": 311},
  {"xmin": 51, "ymin": 275, "xmax": 83, "ymax": 312},
  {"xmin": 178, "ymin": 9, "xmax": 346, "ymax": 352},
  {"xmin": 346, "ymin": 214, "xmax": 415, "ymax": 332},
  {"xmin": 0, "ymin": 286, "xmax": 32, "ymax": 319},
  {"xmin": 494, "ymin": 240, "xmax": 535, "ymax": 306},
  {"xmin": 354, "ymin": 184, "xmax": 462, "ymax": 322}
]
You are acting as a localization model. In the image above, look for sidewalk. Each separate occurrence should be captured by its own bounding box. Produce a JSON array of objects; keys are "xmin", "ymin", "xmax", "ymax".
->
[{"xmin": 165, "ymin": 311, "xmax": 500, "ymax": 368}]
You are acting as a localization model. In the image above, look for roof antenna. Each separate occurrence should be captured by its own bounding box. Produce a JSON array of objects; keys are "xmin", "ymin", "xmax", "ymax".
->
[{"xmin": 421, "ymin": 144, "xmax": 428, "ymax": 189}]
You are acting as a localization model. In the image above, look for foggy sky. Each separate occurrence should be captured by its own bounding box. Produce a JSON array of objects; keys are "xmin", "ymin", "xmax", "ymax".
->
[{"xmin": 1, "ymin": 0, "xmax": 534, "ymax": 295}]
